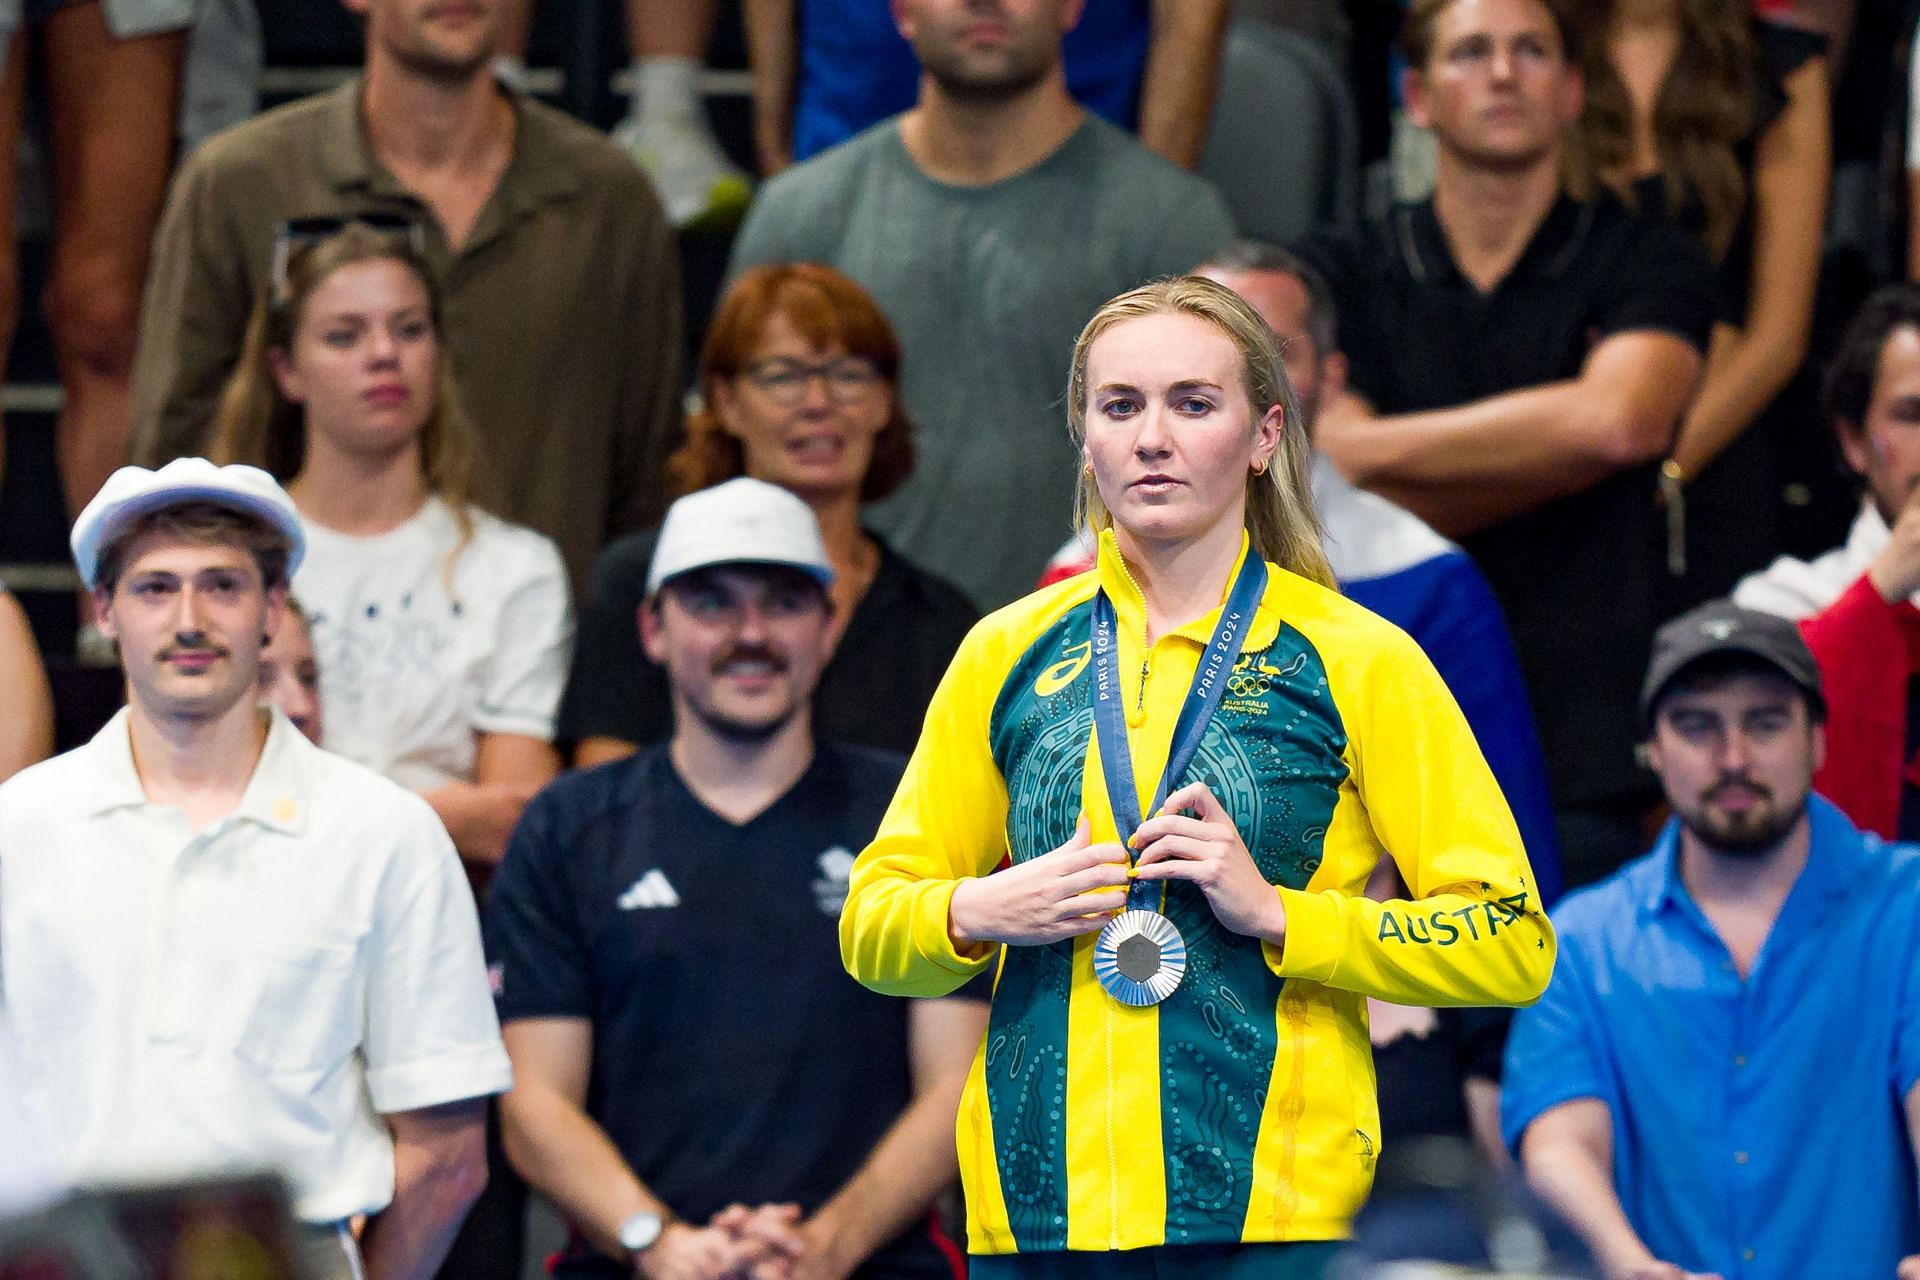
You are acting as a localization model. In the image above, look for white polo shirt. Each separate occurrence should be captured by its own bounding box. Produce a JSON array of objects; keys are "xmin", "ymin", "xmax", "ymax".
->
[{"xmin": 0, "ymin": 708, "xmax": 512, "ymax": 1223}]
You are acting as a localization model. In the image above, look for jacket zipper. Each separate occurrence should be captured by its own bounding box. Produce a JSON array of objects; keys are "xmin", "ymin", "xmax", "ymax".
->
[{"xmin": 1114, "ymin": 552, "xmax": 1154, "ymax": 714}]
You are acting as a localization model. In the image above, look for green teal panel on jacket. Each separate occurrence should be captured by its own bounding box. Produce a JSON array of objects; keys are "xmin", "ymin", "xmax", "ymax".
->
[
  {"xmin": 984, "ymin": 601, "xmax": 1096, "ymax": 1253},
  {"xmin": 1151, "ymin": 624, "xmax": 1349, "ymax": 1244}
]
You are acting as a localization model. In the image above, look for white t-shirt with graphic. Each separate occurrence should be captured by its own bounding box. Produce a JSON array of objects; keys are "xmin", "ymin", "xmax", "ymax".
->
[{"xmin": 295, "ymin": 497, "xmax": 573, "ymax": 791}]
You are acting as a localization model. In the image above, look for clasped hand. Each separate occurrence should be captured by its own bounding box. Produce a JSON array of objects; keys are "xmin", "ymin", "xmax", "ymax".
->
[
  {"xmin": 946, "ymin": 783, "xmax": 1285, "ymax": 948},
  {"xmin": 638, "ymin": 1204, "xmax": 849, "ymax": 1280}
]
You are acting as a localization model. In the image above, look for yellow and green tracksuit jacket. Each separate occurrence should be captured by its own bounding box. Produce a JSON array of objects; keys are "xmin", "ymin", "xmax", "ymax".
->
[{"xmin": 840, "ymin": 529, "xmax": 1555, "ymax": 1255}]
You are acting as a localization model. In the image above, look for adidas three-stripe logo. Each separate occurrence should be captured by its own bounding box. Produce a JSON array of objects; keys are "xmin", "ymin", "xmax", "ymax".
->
[{"xmin": 617, "ymin": 869, "xmax": 681, "ymax": 910}]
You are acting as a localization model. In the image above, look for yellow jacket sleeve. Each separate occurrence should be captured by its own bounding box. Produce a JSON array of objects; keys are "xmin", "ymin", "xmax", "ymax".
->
[
  {"xmin": 1268, "ymin": 628, "xmax": 1556, "ymax": 1007},
  {"xmin": 841, "ymin": 622, "xmax": 1015, "ymax": 997}
]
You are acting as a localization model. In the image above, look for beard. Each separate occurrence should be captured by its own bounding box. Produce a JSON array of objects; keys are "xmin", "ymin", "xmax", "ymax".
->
[{"xmin": 1674, "ymin": 778, "xmax": 1806, "ymax": 858}]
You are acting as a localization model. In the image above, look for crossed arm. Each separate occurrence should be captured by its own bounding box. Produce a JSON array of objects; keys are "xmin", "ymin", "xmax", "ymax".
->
[{"xmin": 1316, "ymin": 331, "xmax": 1703, "ymax": 538}]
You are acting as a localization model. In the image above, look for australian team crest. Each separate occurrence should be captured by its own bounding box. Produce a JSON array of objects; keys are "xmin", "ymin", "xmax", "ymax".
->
[{"xmin": 1221, "ymin": 648, "xmax": 1309, "ymax": 718}]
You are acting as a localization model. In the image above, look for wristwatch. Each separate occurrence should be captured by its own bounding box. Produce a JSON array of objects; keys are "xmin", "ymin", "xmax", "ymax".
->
[{"xmin": 618, "ymin": 1211, "xmax": 664, "ymax": 1258}]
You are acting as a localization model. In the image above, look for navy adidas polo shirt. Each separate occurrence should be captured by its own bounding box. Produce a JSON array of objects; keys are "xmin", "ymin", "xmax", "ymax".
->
[{"xmin": 485, "ymin": 743, "xmax": 971, "ymax": 1279}]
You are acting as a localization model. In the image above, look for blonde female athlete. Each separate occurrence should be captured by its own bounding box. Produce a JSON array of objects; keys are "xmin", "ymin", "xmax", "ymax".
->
[{"xmin": 840, "ymin": 276, "xmax": 1553, "ymax": 1279}]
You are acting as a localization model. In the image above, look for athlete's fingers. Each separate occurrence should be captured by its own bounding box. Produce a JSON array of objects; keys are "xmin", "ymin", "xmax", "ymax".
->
[
  {"xmin": 1053, "ymin": 883, "xmax": 1128, "ymax": 917},
  {"xmin": 1055, "ymin": 860, "xmax": 1133, "ymax": 897},
  {"xmin": 1128, "ymin": 812, "xmax": 1213, "ymax": 849},
  {"xmin": 1053, "ymin": 888, "xmax": 1128, "ymax": 923},
  {"xmin": 1159, "ymin": 781, "xmax": 1228, "ymax": 823},
  {"xmin": 1063, "ymin": 812, "xmax": 1091, "ymax": 851},
  {"xmin": 1132, "ymin": 833, "xmax": 1215, "ymax": 867},
  {"xmin": 1130, "ymin": 857, "xmax": 1208, "ymax": 884},
  {"xmin": 1076, "ymin": 839, "xmax": 1131, "ymax": 871},
  {"xmin": 1036, "ymin": 829, "xmax": 1120, "ymax": 871}
]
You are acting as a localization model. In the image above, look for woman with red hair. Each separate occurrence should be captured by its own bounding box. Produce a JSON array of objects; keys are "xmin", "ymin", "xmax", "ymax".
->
[{"xmin": 559, "ymin": 262, "xmax": 978, "ymax": 763}]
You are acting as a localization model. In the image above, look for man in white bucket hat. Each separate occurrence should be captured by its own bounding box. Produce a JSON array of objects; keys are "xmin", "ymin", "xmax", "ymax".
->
[{"xmin": 0, "ymin": 458, "xmax": 511, "ymax": 1280}]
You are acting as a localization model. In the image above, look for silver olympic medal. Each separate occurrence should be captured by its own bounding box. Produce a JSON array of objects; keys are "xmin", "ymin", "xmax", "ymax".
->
[{"xmin": 1093, "ymin": 909, "xmax": 1187, "ymax": 1006}]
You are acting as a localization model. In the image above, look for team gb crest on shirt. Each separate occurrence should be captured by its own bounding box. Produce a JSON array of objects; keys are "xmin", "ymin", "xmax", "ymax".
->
[{"xmin": 812, "ymin": 847, "xmax": 857, "ymax": 916}]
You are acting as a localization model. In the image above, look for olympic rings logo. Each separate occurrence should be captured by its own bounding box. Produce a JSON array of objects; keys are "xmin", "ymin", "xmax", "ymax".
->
[{"xmin": 1226, "ymin": 672, "xmax": 1270, "ymax": 698}]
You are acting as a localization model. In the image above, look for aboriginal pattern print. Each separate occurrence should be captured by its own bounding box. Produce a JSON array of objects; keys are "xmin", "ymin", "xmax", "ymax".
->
[
  {"xmin": 985, "ymin": 602, "xmax": 1097, "ymax": 1252},
  {"xmin": 982, "ymin": 602, "xmax": 1350, "ymax": 1250},
  {"xmin": 1154, "ymin": 622, "xmax": 1347, "ymax": 1243}
]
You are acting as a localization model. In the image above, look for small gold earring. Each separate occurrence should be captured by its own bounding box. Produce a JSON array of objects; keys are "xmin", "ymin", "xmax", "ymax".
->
[{"xmin": 1252, "ymin": 459, "xmax": 1268, "ymax": 476}]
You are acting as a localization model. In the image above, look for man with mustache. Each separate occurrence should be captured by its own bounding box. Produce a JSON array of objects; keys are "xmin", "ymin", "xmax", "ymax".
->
[
  {"xmin": 0, "ymin": 458, "xmax": 511, "ymax": 1280},
  {"xmin": 1503, "ymin": 601, "xmax": 1920, "ymax": 1280},
  {"xmin": 1736, "ymin": 285, "xmax": 1920, "ymax": 842},
  {"xmin": 486, "ymin": 478, "xmax": 987, "ymax": 1280}
]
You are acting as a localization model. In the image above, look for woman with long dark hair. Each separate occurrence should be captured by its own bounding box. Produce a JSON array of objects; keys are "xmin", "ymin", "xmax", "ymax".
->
[{"xmin": 1576, "ymin": 0, "xmax": 1829, "ymax": 599}]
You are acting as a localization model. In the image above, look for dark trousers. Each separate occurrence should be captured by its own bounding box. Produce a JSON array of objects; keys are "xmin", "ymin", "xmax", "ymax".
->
[{"xmin": 969, "ymin": 1241, "xmax": 1342, "ymax": 1280}]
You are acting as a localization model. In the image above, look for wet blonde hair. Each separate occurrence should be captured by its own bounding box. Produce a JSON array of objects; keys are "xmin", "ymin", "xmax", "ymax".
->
[{"xmin": 1066, "ymin": 276, "xmax": 1334, "ymax": 588}]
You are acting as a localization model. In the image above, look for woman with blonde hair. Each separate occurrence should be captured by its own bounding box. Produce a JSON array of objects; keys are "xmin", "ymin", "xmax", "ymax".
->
[
  {"xmin": 211, "ymin": 218, "xmax": 571, "ymax": 876},
  {"xmin": 841, "ymin": 276, "xmax": 1553, "ymax": 1276}
]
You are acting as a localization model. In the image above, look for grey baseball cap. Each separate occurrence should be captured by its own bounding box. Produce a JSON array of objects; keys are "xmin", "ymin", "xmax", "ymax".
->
[{"xmin": 1639, "ymin": 600, "xmax": 1825, "ymax": 731}]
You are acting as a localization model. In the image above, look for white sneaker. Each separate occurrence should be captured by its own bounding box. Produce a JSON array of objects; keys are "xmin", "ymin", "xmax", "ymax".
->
[{"xmin": 612, "ymin": 110, "xmax": 752, "ymax": 232}]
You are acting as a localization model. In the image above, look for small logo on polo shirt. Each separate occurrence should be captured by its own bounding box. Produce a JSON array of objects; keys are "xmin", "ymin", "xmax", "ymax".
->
[
  {"xmin": 618, "ymin": 869, "xmax": 681, "ymax": 910},
  {"xmin": 812, "ymin": 847, "xmax": 857, "ymax": 916}
]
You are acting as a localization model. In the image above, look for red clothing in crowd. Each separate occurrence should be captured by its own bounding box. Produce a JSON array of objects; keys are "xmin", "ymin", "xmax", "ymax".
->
[
  {"xmin": 1796, "ymin": 574, "xmax": 1920, "ymax": 839},
  {"xmin": 1736, "ymin": 502, "xmax": 1920, "ymax": 838}
]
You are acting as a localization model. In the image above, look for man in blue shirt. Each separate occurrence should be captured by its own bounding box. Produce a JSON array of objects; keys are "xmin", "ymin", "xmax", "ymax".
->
[{"xmin": 1504, "ymin": 601, "xmax": 1920, "ymax": 1280}]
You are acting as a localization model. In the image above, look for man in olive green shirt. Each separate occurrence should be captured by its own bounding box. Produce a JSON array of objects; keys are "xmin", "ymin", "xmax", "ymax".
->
[{"xmin": 128, "ymin": 0, "xmax": 683, "ymax": 593}]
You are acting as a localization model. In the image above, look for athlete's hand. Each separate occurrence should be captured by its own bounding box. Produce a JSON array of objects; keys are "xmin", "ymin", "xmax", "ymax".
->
[
  {"xmin": 947, "ymin": 814, "xmax": 1130, "ymax": 947},
  {"xmin": 1130, "ymin": 782, "xmax": 1286, "ymax": 944}
]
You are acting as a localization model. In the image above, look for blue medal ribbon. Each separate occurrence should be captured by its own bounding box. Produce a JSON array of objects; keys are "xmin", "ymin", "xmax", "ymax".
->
[{"xmin": 1091, "ymin": 549, "xmax": 1268, "ymax": 912}]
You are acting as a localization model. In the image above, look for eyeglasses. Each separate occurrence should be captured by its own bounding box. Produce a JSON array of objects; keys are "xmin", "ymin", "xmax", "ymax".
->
[
  {"xmin": 270, "ymin": 213, "xmax": 428, "ymax": 296},
  {"xmin": 741, "ymin": 357, "xmax": 884, "ymax": 406}
]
